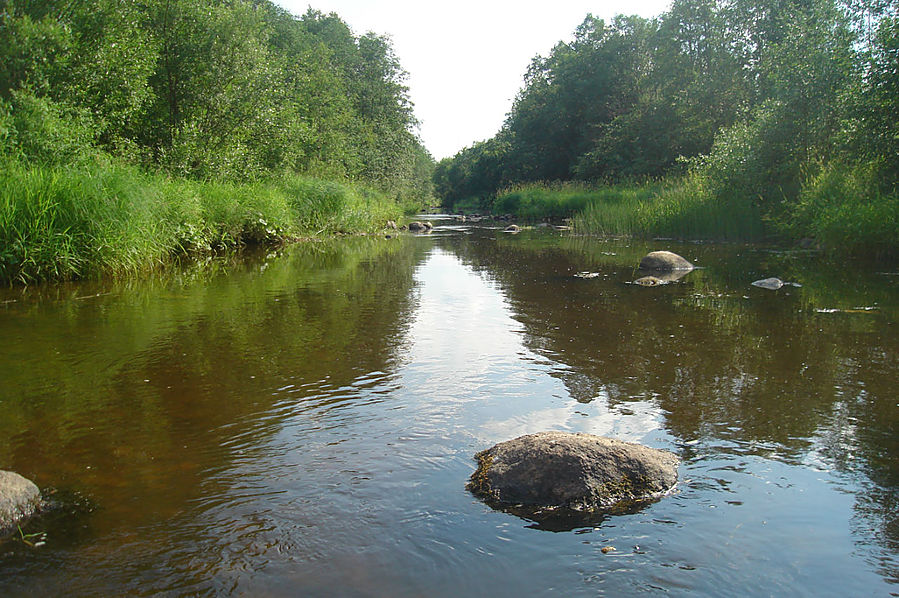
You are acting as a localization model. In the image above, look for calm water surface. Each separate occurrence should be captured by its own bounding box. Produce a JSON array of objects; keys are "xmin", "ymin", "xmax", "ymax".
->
[{"xmin": 1, "ymin": 218, "xmax": 897, "ymax": 596}]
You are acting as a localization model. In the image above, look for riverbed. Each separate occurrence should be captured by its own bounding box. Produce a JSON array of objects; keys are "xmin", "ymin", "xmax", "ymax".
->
[{"xmin": 1, "ymin": 217, "xmax": 896, "ymax": 595}]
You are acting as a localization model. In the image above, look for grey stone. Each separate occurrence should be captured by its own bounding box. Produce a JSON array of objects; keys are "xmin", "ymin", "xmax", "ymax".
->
[
  {"xmin": 0, "ymin": 471, "xmax": 41, "ymax": 532},
  {"xmin": 634, "ymin": 276, "xmax": 667, "ymax": 286},
  {"xmin": 408, "ymin": 221, "xmax": 432, "ymax": 232},
  {"xmin": 752, "ymin": 277, "xmax": 784, "ymax": 290},
  {"xmin": 468, "ymin": 432, "xmax": 679, "ymax": 511},
  {"xmin": 639, "ymin": 251, "xmax": 694, "ymax": 271}
]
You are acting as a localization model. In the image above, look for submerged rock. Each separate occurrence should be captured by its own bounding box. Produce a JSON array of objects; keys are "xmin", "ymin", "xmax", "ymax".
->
[
  {"xmin": 0, "ymin": 471, "xmax": 41, "ymax": 533},
  {"xmin": 634, "ymin": 276, "xmax": 667, "ymax": 286},
  {"xmin": 503, "ymin": 224, "xmax": 521, "ymax": 233},
  {"xmin": 752, "ymin": 277, "xmax": 784, "ymax": 290},
  {"xmin": 639, "ymin": 251, "xmax": 693, "ymax": 272},
  {"xmin": 408, "ymin": 221, "xmax": 433, "ymax": 233},
  {"xmin": 642, "ymin": 269, "xmax": 692, "ymax": 283},
  {"xmin": 468, "ymin": 432, "xmax": 679, "ymax": 512}
]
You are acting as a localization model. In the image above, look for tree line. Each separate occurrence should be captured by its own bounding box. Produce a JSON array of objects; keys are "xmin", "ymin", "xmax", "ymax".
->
[
  {"xmin": 0, "ymin": 0, "xmax": 434, "ymax": 205},
  {"xmin": 434, "ymin": 0, "xmax": 898, "ymax": 231}
]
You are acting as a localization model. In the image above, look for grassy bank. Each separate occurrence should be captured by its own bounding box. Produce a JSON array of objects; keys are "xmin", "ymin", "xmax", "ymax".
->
[
  {"xmin": 0, "ymin": 160, "xmax": 403, "ymax": 284},
  {"xmin": 493, "ymin": 181, "xmax": 660, "ymax": 222},
  {"xmin": 489, "ymin": 173, "xmax": 898, "ymax": 256},
  {"xmin": 571, "ymin": 175, "xmax": 768, "ymax": 242},
  {"xmin": 490, "ymin": 177, "xmax": 767, "ymax": 242}
]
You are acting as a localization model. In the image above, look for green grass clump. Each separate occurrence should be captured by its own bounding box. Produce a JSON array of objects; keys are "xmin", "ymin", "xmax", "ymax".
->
[
  {"xmin": 493, "ymin": 181, "xmax": 623, "ymax": 221},
  {"xmin": 491, "ymin": 179, "xmax": 765, "ymax": 241},
  {"xmin": 449, "ymin": 196, "xmax": 492, "ymax": 214},
  {"xmin": 568, "ymin": 175, "xmax": 768, "ymax": 241},
  {"xmin": 0, "ymin": 160, "xmax": 402, "ymax": 284}
]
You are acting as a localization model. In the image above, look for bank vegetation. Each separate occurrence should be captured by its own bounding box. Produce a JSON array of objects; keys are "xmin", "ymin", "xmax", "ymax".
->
[
  {"xmin": 435, "ymin": 0, "xmax": 899, "ymax": 257},
  {"xmin": 0, "ymin": 0, "xmax": 434, "ymax": 284}
]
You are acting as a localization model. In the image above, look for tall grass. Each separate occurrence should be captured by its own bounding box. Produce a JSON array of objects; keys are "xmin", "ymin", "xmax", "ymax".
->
[
  {"xmin": 0, "ymin": 160, "xmax": 402, "ymax": 284},
  {"xmin": 629, "ymin": 174, "xmax": 768, "ymax": 241},
  {"xmin": 496, "ymin": 177, "xmax": 768, "ymax": 241},
  {"xmin": 491, "ymin": 170, "xmax": 896, "ymax": 255},
  {"xmin": 493, "ymin": 181, "xmax": 646, "ymax": 221}
]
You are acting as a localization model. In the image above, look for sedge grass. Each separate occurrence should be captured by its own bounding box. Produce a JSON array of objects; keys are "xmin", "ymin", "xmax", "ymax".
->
[
  {"xmin": 0, "ymin": 160, "xmax": 403, "ymax": 284},
  {"xmin": 497, "ymin": 176, "xmax": 770, "ymax": 241}
]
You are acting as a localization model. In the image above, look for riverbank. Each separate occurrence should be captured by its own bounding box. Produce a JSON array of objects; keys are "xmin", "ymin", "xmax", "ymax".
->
[
  {"xmin": 0, "ymin": 160, "xmax": 404, "ymax": 284},
  {"xmin": 484, "ymin": 173, "xmax": 898, "ymax": 257}
]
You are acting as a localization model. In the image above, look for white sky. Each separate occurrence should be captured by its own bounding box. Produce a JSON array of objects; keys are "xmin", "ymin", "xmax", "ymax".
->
[{"xmin": 275, "ymin": 1, "xmax": 672, "ymax": 159}]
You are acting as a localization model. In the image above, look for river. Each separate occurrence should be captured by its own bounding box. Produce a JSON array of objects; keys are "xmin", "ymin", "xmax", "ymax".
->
[{"xmin": 1, "ymin": 216, "xmax": 896, "ymax": 596}]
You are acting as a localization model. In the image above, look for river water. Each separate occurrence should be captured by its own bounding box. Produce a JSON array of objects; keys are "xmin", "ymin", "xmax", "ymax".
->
[{"xmin": 0, "ymin": 217, "xmax": 896, "ymax": 596}]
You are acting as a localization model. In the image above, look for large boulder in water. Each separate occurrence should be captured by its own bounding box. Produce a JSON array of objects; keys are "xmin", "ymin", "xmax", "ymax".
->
[
  {"xmin": 468, "ymin": 432, "xmax": 679, "ymax": 511},
  {"xmin": 639, "ymin": 251, "xmax": 693, "ymax": 271},
  {"xmin": 0, "ymin": 471, "xmax": 41, "ymax": 533}
]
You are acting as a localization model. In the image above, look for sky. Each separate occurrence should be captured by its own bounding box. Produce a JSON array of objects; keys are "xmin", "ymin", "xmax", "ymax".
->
[{"xmin": 274, "ymin": 1, "xmax": 672, "ymax": 160}]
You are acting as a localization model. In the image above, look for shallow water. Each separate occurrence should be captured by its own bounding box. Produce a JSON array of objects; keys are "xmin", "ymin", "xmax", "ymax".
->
[{"xmin": 1, "ymin": 218, "xmax": 896, "ymax": 596}]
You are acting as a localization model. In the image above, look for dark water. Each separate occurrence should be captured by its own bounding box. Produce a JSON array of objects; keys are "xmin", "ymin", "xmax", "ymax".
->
[{"xmin": 1, "ymin": 217, "xmax": 897, "ymax": 596}]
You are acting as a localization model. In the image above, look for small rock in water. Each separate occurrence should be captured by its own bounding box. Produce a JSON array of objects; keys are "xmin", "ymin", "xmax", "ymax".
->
[
  {"xmin": 504, "ymin": 224, "xmax": 521, "ymax": 233},
  {"xmin": 601, "ymin": 546, "xmax": 616, "ymax": 554},
  {"xmin": 751, "ymin": 277, "xmax": 784, "ymax": 290},
  {"xmin": 574, "ymin": 272, "xmax": 601, "ymax": 279},
  {"xmin": 633, "ymin": 276, "xmax": 667, "ymax": 286}
]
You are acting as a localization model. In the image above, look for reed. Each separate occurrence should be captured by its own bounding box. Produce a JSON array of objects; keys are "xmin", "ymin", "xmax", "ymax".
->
[
  {"xmin": 497, "ymin": 177, "xmax": 768, "ymax": 241},
  {"xmin": 493, "ymin": 181, "xmax": 646, "ymax": 222},
  {"xmin": 492, "ymin": 172, "xmax": 896, "ymax": 255},
  {"xmin": 0, "ymin": 160, "xmax": 402, "ymax": 284}
]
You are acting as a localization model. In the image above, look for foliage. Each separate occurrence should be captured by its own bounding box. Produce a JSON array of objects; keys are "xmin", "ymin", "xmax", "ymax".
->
[
  {"xmin": 0, "ymin": 0, "xmax": 435, "ymax": 201},
  {"xmin": 0, "ymin": 91, "xmax": 99, "ymax": 166},
  {"xmin": 434, "ymin": 0, "xmax": 896, "ymax": 255},
  {"xmin": 788, "ymin": 162, "xmax": 899, "ymax": 257},
  {"xmin": 0, "ymin": 0, "xmax": 434, "ymax": 282}
]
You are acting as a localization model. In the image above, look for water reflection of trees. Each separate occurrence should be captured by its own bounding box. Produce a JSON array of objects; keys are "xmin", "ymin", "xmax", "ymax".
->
[
  {"xmin": 0, "ymin": 239, "xmax": 428, "ymax": 532},
  {"xmin": 441, "ymin": 231, "xmax": 898, "ymax": 578}
]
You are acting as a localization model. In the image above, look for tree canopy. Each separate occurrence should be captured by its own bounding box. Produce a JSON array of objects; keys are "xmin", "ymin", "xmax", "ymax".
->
[
  {"xmin": 435, "ymin": 0, "xmax": 899, "ymax": 215},
  {"xmin": 0, "ymin": 0, "xmax": 434, "ymax": 206}
]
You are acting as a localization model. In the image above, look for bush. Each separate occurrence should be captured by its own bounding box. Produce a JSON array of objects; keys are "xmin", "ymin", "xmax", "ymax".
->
[
  {"xmin": 790, "ymin": 162, "xmax": 899, "ymax": 256},
  {"xmin": 0, "ymin": 91, "xmax": 99, "ymax": 166},
  {"xmin": 696, "ymin": 100, "xmax": 800, "ymax": 210}
]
